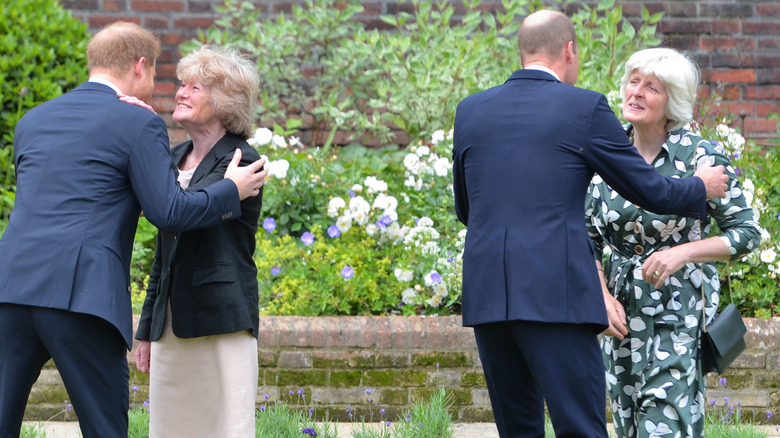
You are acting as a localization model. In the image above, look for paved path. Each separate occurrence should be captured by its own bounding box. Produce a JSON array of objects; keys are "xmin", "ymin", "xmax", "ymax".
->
[{"xmin": 23, "ymin": 421, "xmax": 780, "ymax": 437}]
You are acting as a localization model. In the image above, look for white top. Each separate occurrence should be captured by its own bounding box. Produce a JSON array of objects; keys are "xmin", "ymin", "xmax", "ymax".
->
[{"xmin": 177, "ymin": 168, "xmax": 196, "ymax": 190}]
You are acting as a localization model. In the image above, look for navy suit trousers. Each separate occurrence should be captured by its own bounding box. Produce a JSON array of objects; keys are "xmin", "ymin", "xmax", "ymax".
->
[
  {"xmin": 0, "ymin": 304, "xmax": 128, "ymax": 438},
  {"xmin": 473, "ymin": 320, "xmax": 608, "ymax": 438}
]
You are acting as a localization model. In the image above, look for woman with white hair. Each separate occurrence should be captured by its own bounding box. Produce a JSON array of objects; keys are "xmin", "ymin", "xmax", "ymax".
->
[
  {"xmin": 586, "ymin": 47, "xmax": 761, "ymax": 437},
  {"xmin": 134, "ymin": 45, "xmax": 263, "ymax": 437}
]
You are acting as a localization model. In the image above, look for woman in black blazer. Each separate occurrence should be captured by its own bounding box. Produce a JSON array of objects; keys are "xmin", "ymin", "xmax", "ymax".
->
[{"xmin": 134, "ymin": 46, "xmax": 262, "ymax": 437}]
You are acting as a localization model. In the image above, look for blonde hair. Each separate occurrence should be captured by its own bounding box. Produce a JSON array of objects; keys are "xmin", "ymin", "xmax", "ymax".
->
[
  {"xmin": 620, "ymin": 48, "xmax": 700, "ymax": 132},
  {"xmin": 87, "ymin": 22, "xmax": 160, "ymax": 78},
  {"xmin": 177, "ymin": 46, "xmax": 260, "ymax": 139}
]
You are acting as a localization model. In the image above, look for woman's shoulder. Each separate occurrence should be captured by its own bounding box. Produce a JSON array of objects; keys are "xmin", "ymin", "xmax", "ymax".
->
[
  {"xmin": 237, "ymin": 139, "xmax": 261, "ymax": 162},
  {"xmin": 667, "ymin": 128, "xmax": 730, "ymax": 163}
]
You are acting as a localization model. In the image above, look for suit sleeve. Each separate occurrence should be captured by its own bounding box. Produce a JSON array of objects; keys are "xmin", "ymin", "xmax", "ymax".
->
[
  {"xmin": 584, "ymin": 96, "xmax": 708, "ymax": 219},
  {"xmin": 128, "ymin": 116, "xmax": 242, "ymax": 233},
  {"xmin": 452, "ymin": 109, "xmax": 469, "ymax": 226}
]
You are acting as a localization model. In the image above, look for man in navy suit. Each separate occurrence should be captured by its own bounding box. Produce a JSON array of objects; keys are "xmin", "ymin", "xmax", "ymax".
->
[
  {"xmin": 0, "ymin": 22, "xmax": 267, "ymax": 438},
  {"xmin": 452, "ymin": 10, "xmax": 728, "ymax": 438}
]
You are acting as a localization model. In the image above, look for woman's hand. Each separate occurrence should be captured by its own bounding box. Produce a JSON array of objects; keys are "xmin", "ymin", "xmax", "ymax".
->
[
  {"xmin": 135, "ymin": 340, "xmax": 152, "ymax": 373},
  {"xmin": 596, "ymin": 261, "xmax": 628, "ymax": 339},
  {"xmin": 602, "ymin": 291, "xmax": 628, "ymax": 339},
  {"xmin": 641, "ymin": 246, "xmax": 690, "ymax": 289}
]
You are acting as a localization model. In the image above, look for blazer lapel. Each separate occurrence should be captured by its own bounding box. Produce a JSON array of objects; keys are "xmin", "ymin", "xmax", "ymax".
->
[{"xmin": 190, "ymin": 133, "xmax": 243, "ymax": 186}]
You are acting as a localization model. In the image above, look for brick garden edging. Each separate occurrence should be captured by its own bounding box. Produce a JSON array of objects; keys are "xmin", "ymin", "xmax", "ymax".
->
[{"xmin": 25, "ymin": 316, "xmax": 780, "ymax": 424}]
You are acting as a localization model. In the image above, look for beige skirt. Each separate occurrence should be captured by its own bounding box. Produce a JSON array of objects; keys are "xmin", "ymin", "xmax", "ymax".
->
[{"xmin": 149, "ymin": 304, "xmax": 258, "ymax": 438}]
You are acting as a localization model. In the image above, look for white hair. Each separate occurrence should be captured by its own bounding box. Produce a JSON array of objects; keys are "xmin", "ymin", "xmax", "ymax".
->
[{"xmin": 620, "ymin": 48, "xmax": 700, "ymax": 132}]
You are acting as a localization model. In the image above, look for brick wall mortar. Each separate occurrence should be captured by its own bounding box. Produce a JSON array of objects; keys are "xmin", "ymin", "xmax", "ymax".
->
[
  {"xmin": 60, "ymin": 0, "xmax": 779, "ymax": 146},
  {"xmin": 23, "ymin": 316, "xmax": 780, "ymax": 423}
]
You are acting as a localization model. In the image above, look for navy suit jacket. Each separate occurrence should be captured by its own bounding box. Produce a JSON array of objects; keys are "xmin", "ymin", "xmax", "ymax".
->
[
  {"xmin": 452, "ymin": 69, "xmax": 707, "ymax": 330},
  {"xmin": 0, "ymin": 82, "xmax": 241, "ymax": 348},
  {"xmin": 135, "ymin": 133, "xmax": 262, "ymax": 342}
]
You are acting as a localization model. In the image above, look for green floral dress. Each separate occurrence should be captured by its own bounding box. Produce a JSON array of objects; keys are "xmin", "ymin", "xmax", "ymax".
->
[{"xmin": 585, "ymin": 127, "xmax": 761, "ymax": 438}]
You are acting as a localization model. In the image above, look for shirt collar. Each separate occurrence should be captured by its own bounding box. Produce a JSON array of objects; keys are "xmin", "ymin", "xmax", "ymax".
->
[
  {"xmin": 523, "ymin": 65, "xmax": 561, "ymax": 82},
  {"xmin": 88, "ymin": 76, "xmax": 121, "ymax": 94}
]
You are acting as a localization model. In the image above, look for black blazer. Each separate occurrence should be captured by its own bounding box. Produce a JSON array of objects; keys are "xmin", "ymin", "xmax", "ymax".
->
[{"xmin": 135, "ymin": 133, "xmax": 262, "ymax": 341}]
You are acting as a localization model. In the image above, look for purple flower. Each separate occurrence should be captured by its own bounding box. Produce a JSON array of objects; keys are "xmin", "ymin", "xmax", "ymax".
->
[
  {"xmin": 380, "ymin": 408, "xmax": 386, "ymax": 414},
  {"xmin": 263, "ymin": 217, "xmax": 276, "ymax": 233},
  {"xmin": 301, "ymin": 231, "xmax": 315, "ymax": 246},
  {"xmin": 386, "ymin": 421, "xmax": 391, "ymax": 427},
  {"xmin": 769, "ymin": 411, "xmax": 774, "ymax": 419},
  {"xmin": 264, "ymin": 393, "xmax": 270, "ymax": 400},
  {"xmin": 349, "ymin": 189, "xmax": 356, "ymax": 198},
  {"xmin": 431, "ymin": 272, "xmax": 442, "ymax": 284},
  {"xmin": 366, "ymin": 388, "xmax": 373, "ymax": 395},
  {"xmin": 132, "ymin": 386, "xmax": 139, "ymax": 392},
  {"xmin": 341, "ymin": 266, "xmax": 354, "ymax": 280},
  {"xmin": 777, "ymin": 212, "xmax": 780, "ymax": 221},
  {"xmin": 379, "ymin": 215, "xmax": 393, "ymax": 226},
  {"xmin": 376, "ymin": 219, "xmax": 387, "ymax": 230},
  {"xmin": 302, "ymin": 428, "xmax": 317, "ymax": 436},
  {"xmin": 260, "ymin": 405, "xmax": 266, "ymax": 412},
  {"xmin": 327, "ymin": 225, "xmax": 341, "ymax": 238},
  {"xmin": 719, "ymin": 377, "xmax": 727, "ymax": 387},
  {"xmin": 271, "ymin": 265, "xmax": 281, "ymax": 276}
]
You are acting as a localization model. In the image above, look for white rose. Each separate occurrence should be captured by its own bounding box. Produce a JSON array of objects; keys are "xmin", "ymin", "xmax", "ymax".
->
[
  {"xmin": 401, "ymin": 288, "xmax": 418, "ymax": 305},
  {"xmin": 432, "ymin": 157, "xmax": 451, "ymax": 177},
  {"xmin": 336, "ymin": 215, "xmax": 352, "ymax": 233},
  {"xmin": 267, "ymin": 159, "xmax": 290, "ymax": 179},
  {"xmin": 404, "ymin": 153, "xmax": 420, "ymax": 173},
  {"xmin": 431, "ymin": 130, "xmax": 445, "ymax": 145},
  {"xmin": 416, "ymin": 146, "xmax": 430, "ymax": 157},
  {"xmin": 394, "ymin": 268, "xmax": 414, "ymax": 282},
  {"xmin": 271, "ymin": 134, "xmax": 287, "ymax": 149},
  {"xmin": 252, "ymin": 127, "xmax": 273, "ymax": 146}
]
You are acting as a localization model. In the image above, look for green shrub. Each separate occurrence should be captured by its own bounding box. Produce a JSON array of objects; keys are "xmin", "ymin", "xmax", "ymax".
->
[
  {"xmin": 189, "ymin": 0, "xmax": 661, "ymax": 144},
  {"xmin": 697, "ymin": 114, "xmax": 780, "ymax": 319},
  {"xmin": 0, "ymin": 0, "xmax": 89, "ymax": 219}
]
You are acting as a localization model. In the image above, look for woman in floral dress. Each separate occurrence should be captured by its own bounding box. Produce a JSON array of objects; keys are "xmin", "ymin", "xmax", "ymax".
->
[{"xmin": 586, "ymin": 48, "xmax": 762, "ymax": 437}]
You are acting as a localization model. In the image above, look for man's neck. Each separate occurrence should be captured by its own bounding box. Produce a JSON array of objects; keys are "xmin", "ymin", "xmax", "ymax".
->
[{"xmin": 522, "ymin": 64, "xmax": 561, "ymax": 82}]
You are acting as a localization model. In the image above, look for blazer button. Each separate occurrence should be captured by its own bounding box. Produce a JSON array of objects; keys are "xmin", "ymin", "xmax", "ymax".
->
[
  {"xmin": 634, "ymin": 245, "xmax": 645, "ymax": 255},
  {"xmin": 633, "ymin": 223, "xmax": 642, "ymax": 233},
  {"xmin": 127, "ymin": 286, "xmax": 132, "ymax": 293}
]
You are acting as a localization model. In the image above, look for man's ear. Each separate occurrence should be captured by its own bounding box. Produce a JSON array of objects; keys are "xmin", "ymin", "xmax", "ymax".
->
[
  {"xmin": 134, "ymin": 57, "xmax": 147, "ymax": 78},
  {"xmin": 565, "ymin": 41, "xmax": 576, "ymax": 64}
]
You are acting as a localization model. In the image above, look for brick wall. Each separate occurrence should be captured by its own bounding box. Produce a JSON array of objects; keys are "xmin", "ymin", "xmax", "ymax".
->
[
  {"xmin": 24, "ymin": 316, "xmax": 780, "ymax": 424},
  {"xmin": 60, "ymin": 0, "xmax": 780, "ymax": 146}
]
